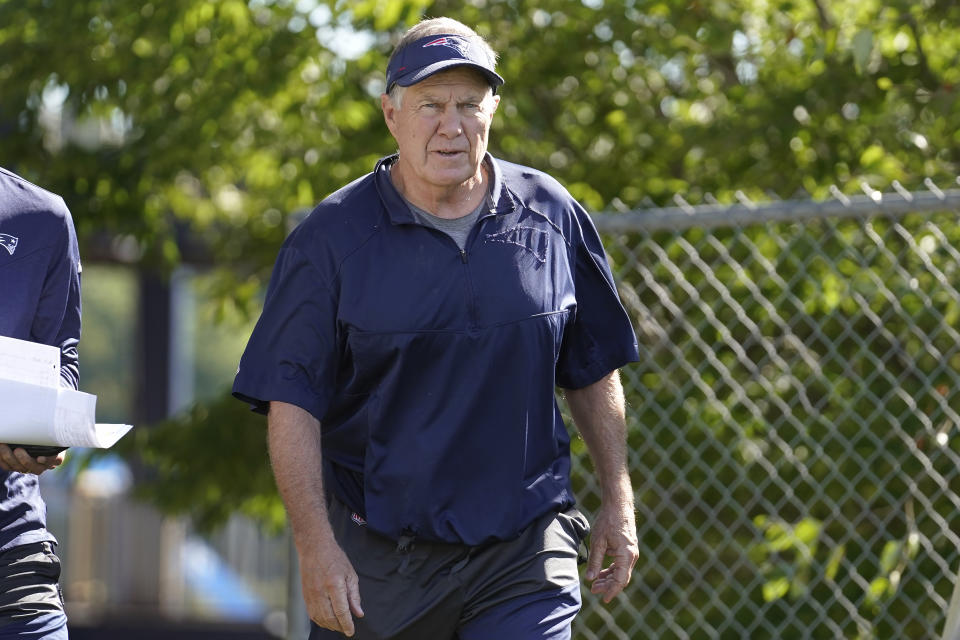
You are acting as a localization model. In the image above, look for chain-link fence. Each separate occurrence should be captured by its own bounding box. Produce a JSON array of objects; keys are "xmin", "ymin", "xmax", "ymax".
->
[{"xmin": 571, "ymin": 180, "xmax": 960, "ymax": 639}]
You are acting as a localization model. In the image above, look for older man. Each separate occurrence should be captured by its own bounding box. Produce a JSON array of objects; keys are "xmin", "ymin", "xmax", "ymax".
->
[{"xmin": 234, "ymin": 17, "xmax": 639, "ymax": 640}]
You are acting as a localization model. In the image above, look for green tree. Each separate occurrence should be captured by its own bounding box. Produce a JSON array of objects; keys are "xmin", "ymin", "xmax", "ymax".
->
[{"xmin": 3, "ymin": 0, "xmax": 957, "ymax": 269}]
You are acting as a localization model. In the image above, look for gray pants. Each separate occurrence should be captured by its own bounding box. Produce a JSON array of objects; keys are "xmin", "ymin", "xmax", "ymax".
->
[
  {"xmin": 310, "ymin": 499, "xmax": 589, "ymax": 640},
  {"xmin": 0, "ymin": 541, "xmax": 68, "ymax": 639}
]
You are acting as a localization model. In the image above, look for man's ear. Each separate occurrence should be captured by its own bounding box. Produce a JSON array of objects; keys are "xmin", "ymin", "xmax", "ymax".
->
[{"xmin": 381, "ymin": 93, "xmax": 398, "ymax": 136}]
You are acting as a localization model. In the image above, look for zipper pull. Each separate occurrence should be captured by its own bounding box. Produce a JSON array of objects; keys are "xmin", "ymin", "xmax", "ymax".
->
[
  {"xmin": 460, "ymin": 249, "xmax": 468, "ymax": 264},
  {"xmin": 396, "ymin": 528, "xmax": 417, "ymax": 553}
]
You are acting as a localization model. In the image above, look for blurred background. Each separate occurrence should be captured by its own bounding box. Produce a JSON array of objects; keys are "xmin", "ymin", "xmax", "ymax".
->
[{"xmin": 2, "ymin": 0, "xmax": 960, "ymax": 638}]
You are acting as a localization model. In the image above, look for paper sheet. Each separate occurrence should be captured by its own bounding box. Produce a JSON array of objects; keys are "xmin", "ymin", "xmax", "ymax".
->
[
  {"xmin": 0, "ymin": 379, "xmax": 132, "ymax": 449},
  {"xmin": 1, "ymin": 379, "xmax": 59, "ymax": 444},
  {"xmin": 0, "ymin": 337, "xmax": 132, "ymax": 449},
  {"xmin": 85, "ymin": 423, "xmax": 133, "ymax": 449},
  {"xmin": 0, "ymin": 336, "xmax": 60, "ymax": 387}
]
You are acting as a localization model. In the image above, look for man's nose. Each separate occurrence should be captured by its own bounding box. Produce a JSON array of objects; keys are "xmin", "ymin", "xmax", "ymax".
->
[{"xmin": 437, "ymin": 106, "xmax": 463, "ymax": 137}]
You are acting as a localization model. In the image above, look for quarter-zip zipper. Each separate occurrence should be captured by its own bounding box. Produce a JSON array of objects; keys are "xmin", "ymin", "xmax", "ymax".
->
[
  {"xmin": 460, "ymin": 231, "xmax": 479, "ymax": 330},
  {"xmin": 403, "ymin": 207, "xmax": 498, "ymax": 330},
  {"xmin": 458, "ymin": 209, "xmax": 499, "ymax": 330}
]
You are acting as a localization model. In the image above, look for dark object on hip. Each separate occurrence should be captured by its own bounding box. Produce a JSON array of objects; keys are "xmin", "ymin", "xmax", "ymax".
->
[{"xmin": 6, "ymin": 446, "xmax": 66, "ymax": 459}]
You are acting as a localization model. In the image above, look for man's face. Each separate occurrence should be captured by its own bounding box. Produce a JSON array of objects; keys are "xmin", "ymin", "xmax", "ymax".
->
[{"xmin": 382, "ymin": 68, "xmax": 500, "ymax": 191}]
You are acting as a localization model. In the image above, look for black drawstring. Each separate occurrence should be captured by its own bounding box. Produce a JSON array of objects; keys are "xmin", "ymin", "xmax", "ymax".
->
[
  {"xmin": 393, "ymin": 529, "xmax": 475, "ymax": 576},
  {"xmin": 396, "ymin": 529, "xmax": 417, "ymax": 554},
  {"xmin": 396, "ymin": 528, "xmax": 417, "ymax": 574}
]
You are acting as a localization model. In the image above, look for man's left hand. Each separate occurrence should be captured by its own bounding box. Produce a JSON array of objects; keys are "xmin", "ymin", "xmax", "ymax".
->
[
  {"xmin": 585, "ymin": 501, "xmax": 639, "ymax": 603},
  {"xmin": 0, "ymin": 444, "xmax": 65, "ymax": 475}
]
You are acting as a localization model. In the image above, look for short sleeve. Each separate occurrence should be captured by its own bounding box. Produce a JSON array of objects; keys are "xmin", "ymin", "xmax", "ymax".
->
[
  {"xmin": 232, "ymin": 242, "xmax": 339, "ymax": 421},
  {"xmin": 555, "ymin": 205, "xmax": 639, "ymax": 389}
]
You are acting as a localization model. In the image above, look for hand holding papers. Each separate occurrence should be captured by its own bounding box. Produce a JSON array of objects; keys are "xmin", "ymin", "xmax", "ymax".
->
[{"xmin": 0, "ymin": 336, "xmax": 132, "ymax": 454}]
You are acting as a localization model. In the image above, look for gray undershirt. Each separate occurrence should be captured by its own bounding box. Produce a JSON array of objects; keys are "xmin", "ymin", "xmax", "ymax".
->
[{"xmin": 407, "ymin": 198, "xmax": 487, "ymax": 250}]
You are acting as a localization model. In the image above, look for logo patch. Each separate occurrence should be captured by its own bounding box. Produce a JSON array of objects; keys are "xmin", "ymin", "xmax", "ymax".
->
[
  {"xmin": 485, "ymin": 226, "xmax": 549, "ymax": 264},
  {"xmin": 0, "ymin": 233, "xmax": 18, "ymax": 256},
  {"xmin": 423, "ymin": 37, "xmax": 452, "ymax": 47},
  {"xmin": 422, "ymin": 36, "xmax": 467, "ymax": 56},
  {"xmin": 351, "ymin": 512, "xmax": 367, "ymax": 527}
]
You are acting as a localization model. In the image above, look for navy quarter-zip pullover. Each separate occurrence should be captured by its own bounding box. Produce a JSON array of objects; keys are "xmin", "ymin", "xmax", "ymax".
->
[
  {"xmin": 234, "ymin": 154, "xmax": 638, "ymax": 546},
  {"xmin": 0, "ymin": 167, "xmax": 82, "ymax": 552}
]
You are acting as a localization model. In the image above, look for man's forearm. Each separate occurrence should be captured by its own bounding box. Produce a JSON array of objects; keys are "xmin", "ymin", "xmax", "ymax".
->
[
  {"xmin": 268, "ymin": 401, "xmax": 364, "ymax": 633},
  {"xmin": 565, "ymin": 370, "xmax": 634, "ymax": 507},
  {"xmin": 268, "ymin": 401, "xmax": 336, "ymax": 552}
]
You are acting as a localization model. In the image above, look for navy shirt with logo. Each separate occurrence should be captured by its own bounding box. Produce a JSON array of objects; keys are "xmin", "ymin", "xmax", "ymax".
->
[
  {"xmin": 233, "ymin": 154, "xmax": 639, "ymax": 546},
  {"xmin": 0, "ymin": 167, "xmax": 82, "ymax": 551}
]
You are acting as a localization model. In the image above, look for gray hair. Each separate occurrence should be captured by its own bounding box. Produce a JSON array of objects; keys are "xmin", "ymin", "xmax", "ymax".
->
[{"xmin": 386, "ymin": 17, "xmax": 499, "ymax": 108}]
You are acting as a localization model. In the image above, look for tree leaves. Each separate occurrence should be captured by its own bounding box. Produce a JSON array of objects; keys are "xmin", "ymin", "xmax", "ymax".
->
[{"xmin": 3, "ymin": 0, "xmax": 958, "ymax": 278}]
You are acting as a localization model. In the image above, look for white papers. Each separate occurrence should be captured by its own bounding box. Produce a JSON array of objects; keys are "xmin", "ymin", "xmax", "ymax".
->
[
  {"xmin": 0, "ymin": 335, "xmax": 60, "ymax": 387},
  {"xmin": 0, "ymin": 336, "xmax": 132, "ymax": 449}
]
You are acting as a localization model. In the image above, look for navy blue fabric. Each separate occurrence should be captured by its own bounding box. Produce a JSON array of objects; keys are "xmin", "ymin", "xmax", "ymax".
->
[
  {"xmin": 455, "ymin": 583, "xmax": 580, "ymax": 640},
  {"xmin": 0, "ymin": 614, "xmax": 68, "ymax": 640},
  {"xmin": 386, "ymin": 34, "xmax": 505, "ymax": 93},
  {"xmin": 0, "ymin": 167, "xmax": 82, "ymax": 552},
  {"xmin": 233, "ymin": 154, "xmax": 638, "ymax": 545}
]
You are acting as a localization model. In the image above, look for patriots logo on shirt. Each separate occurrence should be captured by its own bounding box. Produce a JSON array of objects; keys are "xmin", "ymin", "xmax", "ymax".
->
[{"xmin": 0, "ymin": 233, "xmax": 17, "ymax": 256}]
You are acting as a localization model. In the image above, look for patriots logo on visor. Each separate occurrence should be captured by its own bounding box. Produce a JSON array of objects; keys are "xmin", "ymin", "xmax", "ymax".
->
[
  {"xmin": 0, "ymin": 233, "xmax": 18, "ymax": 256},
  {"xmin": 422, "ymin": 36, "xmax": 467, "ymax": 55}
]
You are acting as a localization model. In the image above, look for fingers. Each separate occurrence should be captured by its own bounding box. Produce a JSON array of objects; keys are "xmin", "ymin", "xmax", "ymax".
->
[
  {"xmin": 347, "ymin": 571, "xmax": 365, "ymax": 619},
  {"xmin": 310, "ymin": 597, "xmax": 347, "ymax": 636},
  {"xmin": 589, "ymin": 564, "xmax": 629, "ymax": 602},
  {"xmin": 329, "ymin": 577, "xmax": 356, "ymax": 637},
  {"xmin": 0, "ymin": 444, "xmax": 16, "ymax": 472},
  {"xmin": 306, "ymin": 570, "xmax": 363, "ymax": 636},
  {"xmin": 0, "ymin": 445, "xmax": 56, "ymax": 474},
  {"xmin": 37, "ymin": 451, "xmax": 66, "ymax": 469},
  {"xmin": 586, "ymin": 531, "xmax": 639, "ymax": 603},
  {"xmin": 585, "ymin": 535, "xmax": 608, "ymax": 581}
]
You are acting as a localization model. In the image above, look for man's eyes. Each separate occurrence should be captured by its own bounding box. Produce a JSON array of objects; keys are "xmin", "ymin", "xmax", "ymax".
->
[{"xmin": 419, "ymin": 102, "xmax": 482, "ymax": 110}]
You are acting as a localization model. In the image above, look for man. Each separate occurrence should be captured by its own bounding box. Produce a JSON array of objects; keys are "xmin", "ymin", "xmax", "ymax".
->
[
  {"xmin": 234, "ymin": 17, "xmax": 639, "ymax": 640},
  {"xmin": 0, "ymin": 166, "xmax": 80, "ymax": 639}
]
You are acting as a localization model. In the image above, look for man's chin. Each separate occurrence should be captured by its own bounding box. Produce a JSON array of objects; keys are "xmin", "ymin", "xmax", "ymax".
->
[{"xmin": 424, "ymin": 166, "xmax": 480, "ymax": 187}]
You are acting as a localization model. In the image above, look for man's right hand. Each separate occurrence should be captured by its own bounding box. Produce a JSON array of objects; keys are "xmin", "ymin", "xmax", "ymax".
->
[
  {"xmin": 300, "ymin": 537, "xmax": 365, "ymax": 636},
  {"xmin": 0, "ymin": 444, "xmax": 65, "ymax": 474}
]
